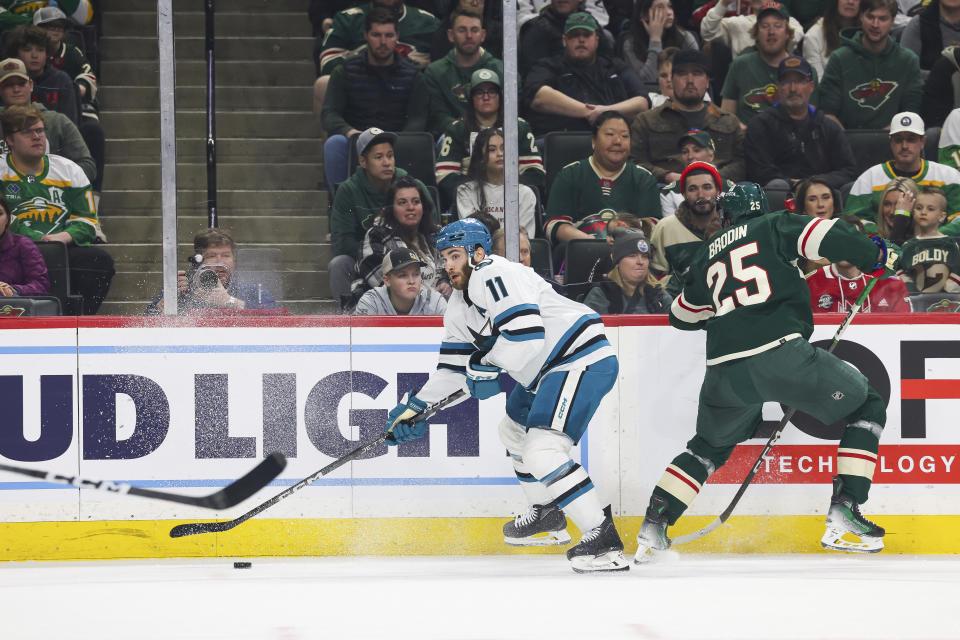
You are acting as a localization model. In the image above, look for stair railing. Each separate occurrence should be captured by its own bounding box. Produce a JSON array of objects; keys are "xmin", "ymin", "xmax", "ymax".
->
[{"xmin": 205, "ymin": 0, "xmax": 218, "ymax": 228}]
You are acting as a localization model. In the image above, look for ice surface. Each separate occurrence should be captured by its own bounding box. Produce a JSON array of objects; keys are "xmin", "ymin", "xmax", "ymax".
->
[{"xmin": 1, "ymin": 554, "xmax": 958, "ymax": 639}]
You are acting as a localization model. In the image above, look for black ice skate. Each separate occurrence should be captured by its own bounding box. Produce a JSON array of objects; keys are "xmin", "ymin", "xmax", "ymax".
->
[
  {"xmin": 566, "ymin": 505, "xmax": 630, "ymax": 573},
  {"xmin": 503, "ymin": 503, "xmax": 571, "ymax": 546},
  {"xmin": 821, "ymin": 477, "xmax": 885, "ymax": 553},
  {"xmin": 634, "ymin": 495, "xmax": 672, "ymax": 565}
]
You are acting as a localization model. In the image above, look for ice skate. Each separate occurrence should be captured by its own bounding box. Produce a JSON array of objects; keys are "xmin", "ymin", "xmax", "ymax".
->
[
  {"xmin": 821, "ymin": 477, "xmax": 884, "ymax": 553},
  {"xmin": 503, "ymin": 503, "xmax": 571, "ymax": 546},
  {"xmin": 634, "ymin": 495, "xmax": 672, "ymax": 565},
  {"xmin": 566, "ymin": 505, "xmax": 630, "ymax": 573}
]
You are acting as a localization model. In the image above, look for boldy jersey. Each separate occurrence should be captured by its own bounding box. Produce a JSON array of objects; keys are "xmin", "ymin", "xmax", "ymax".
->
[
  {"xmin": 1, "ymin": 153, "xmax": 97, "ymax": 247},
  {"xmin": 806, "ymin": 264, "xmax": 912, "ymax": 312},
  {"xmin": 417, "ymin": 255, "xmax": 615, "ymax": 403},
  {"xmin": 898, "ymin": 235, "xmax": 960, "ymax": 293},
  {"xmin": 670, "ymin": 213, "xmax": 880, "ymax": 365}
]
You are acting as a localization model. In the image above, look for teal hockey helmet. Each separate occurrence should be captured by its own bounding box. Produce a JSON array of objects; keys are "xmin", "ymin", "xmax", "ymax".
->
[
  {"xmin": 717, "ymin": 182, "xmax": 769, "ymax": 224},
  {"xmin": 436, "ymin": 218, "xmax": 493, "ymax": 258}
]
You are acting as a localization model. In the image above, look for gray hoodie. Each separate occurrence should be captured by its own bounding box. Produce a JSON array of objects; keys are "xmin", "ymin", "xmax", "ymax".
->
[{"xmin": 353, "ymin": 284, "xmax": 447, "ymax": 316}]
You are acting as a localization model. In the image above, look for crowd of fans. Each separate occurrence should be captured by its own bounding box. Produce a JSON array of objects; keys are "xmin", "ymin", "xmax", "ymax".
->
[{"xmin": 314, "ymin": 0, "xmax": 960, "ymax": 316}]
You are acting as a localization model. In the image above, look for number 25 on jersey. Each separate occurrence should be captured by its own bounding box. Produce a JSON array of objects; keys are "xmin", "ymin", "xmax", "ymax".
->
[{"xmin": 705, "ymin": 242, "xmax": 772, "ymax": 315}]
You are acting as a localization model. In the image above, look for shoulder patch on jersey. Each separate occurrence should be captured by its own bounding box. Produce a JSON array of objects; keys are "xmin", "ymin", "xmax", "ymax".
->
[{"xmin": 343, "ymin": 7, "xmax": 363, "ymax": 15}]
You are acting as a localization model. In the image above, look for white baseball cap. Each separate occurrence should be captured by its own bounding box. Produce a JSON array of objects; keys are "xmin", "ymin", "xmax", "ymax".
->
[{"xmin": 889, "ymin": 112, "xmax": 925, "ymax": 136}]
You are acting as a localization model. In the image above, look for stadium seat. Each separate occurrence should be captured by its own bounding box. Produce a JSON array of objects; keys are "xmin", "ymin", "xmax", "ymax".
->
[
  {"xmin": 0, "ymin": 296, "xmax": 62, "ymax": 316},
  {"xmin": 844, "ymin": 129, "xmax": 889, "ymax": 175},
  {"xmin": 908, "ymin": 292, "xmax": 960, "ymax": 312},
  {"xmin": 529, "ymin": 237, "xmax": 553, "ymax": 278},
  {"xmin": 543, "ymin": 131, "xmax": 593, "ymax": 199},
  {"xmin": 35, "ymin": 241, "xmax": 83, "ymax": 315},
  {"xmin": 764, "ymin": 186, "xmax": 789, "ymax": 212},
  {"xmin": 348, "ymin": 131, "xmax": 438, "ymax": 187},
  {"xmin": 925, "ymin": 127, "xmax": 941, "ymax": 161},
  {"xmin": 562, "ymin": 238, "xmax": 610, "ymax": 302}
]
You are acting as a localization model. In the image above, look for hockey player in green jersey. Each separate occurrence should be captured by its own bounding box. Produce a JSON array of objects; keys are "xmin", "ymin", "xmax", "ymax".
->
[{"xmin": 634, "ymin": 182, "xmax": 897, "ymax": 562}]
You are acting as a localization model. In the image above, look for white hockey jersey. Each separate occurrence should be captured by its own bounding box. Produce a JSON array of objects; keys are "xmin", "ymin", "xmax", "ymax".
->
[{"xmin": 418, "ymin": 255, "xmax": 616, "ymax": 403}]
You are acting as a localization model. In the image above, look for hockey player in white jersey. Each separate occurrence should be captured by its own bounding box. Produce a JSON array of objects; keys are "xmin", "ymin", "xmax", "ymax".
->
[{"xmin": 384, "ymin": 218, "xmax": 629, "ymax": 573}]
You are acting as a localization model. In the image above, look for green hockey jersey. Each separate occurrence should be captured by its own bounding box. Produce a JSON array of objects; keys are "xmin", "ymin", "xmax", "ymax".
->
[
  {"xmin": 0, "ymin": 1, "xmax": 92, "ymax": 29},
  {"xmin": 670, "ymin": 213, "xmax": 880, "ymax": 365},
  {"xmin": 319, "ymin": 3, "xmax": 438, "ymax": 75},
  {"xmin": 1, "ymin": 153, "xmax": 97, "ymax": 246},
  {"xmin": 898, "ymin": 235, "xmax": 960, "ymax": 293},
  {"xmin": 545, "ymin": 157, "xmax": 660, "ymax": 243}
]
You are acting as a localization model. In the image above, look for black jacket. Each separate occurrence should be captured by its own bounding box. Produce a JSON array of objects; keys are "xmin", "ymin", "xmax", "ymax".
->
[
  {"xmin": 31, "ymin": 64, "xmax": 79, "ymax": 125},
  {"xmin": 921, "ymin": 46, "xmax": 960, "ymax": 128},
  {"xmin": 519, "ymin": 5, "xmax": 614, "ymax": 77},
  {"xmin": 744, "ymin": 104, "xmax": 856, "ymax": 190},
  {"xmin": 522, "ymin": 54, "xmax": 645, "ymax": 136}
]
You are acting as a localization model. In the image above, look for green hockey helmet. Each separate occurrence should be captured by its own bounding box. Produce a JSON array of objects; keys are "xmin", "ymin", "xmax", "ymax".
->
[{"xmin": 717, "ymin": 182, "xmax": 769, "ymax": 224}]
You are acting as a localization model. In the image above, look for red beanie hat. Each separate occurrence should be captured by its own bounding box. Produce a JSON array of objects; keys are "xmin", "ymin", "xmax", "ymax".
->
[{"xmin": 679, "ymin": 161, "xmax": 722, "ymax": 194}]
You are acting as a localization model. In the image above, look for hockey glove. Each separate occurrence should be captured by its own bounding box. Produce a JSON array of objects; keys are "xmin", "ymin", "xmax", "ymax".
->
[
  {"xmin": 466, "ymin": 351, "xmax": 502, "ymax": 400},
  {"xmin": 866, "ymin": 236, "xmax": 900, "ymax": 279},
  {"xmin": 385, "ymin": 392, "xmax": 429, "ymax": 445}
]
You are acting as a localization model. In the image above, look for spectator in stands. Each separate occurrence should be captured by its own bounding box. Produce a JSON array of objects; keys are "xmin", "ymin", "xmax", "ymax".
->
[
  {"xmin": 660, "ymin": 129, "xmax": 737, "ymax": 216},
  {"xmin": 491, "ymin": 226, "xmax": 533, "ymax": 266},
  {"xmin": 845, "ymin": 112, "xmax": 960, "ymax": 223},
  {"xmin": 900, "ymin": 0, "xmax": 960, "ymax": 72},
  {"xmin": 0, "ymin": 105, "xmax": 112, "ymax": 314},
  {"xmin": 523, "ymin": 12, "xmax": 649, "ymax": 137},
  {"xmin": 0, "ymin": 1, "xmax": 93, "ymax": 32},
  {"xmin": 320, "ymin": 7, "xmax": 429, "ymax": 189},
  {"xmin": 619, "ymin": 0, "xmax": 699, "ymax": 83},
  {"xmin": 329, "ymin": 128, "xmax": 435, "ymax": 309},
  {"xmin": 145, "ymin": 228, "xmax": 278, "ymax": 315},
  {"xmin": 647, "ymin": 47, "xmax": 679, "ymax": 109},
  {"xmin": 878, "ymin": 177, "xmax": 924, "ymax": 246},
  {"xmin": 939, "ymin": 106, "xmax": 960, "ymax": 168},
  {"xmin": 432, "ymin": 0, "xmax": 503, "ymax": 60},
  {"xmin": 0, "ymin": 193, "xmax": 49, "ymax": 297},
  {"xmin": 456, "ymin": 128, "xmax": 538, "ymax": 236},
  {"xmin": 545, "ymin": 111, "xmax": 660, "ymax": 246},
  {"xmin": 745, "ymin": 55, "xmax": 856, "ymax": 190},
  {"xmin": 920, "ymin": 46, "xmax": 960, "ymax": 127},
  {"xmin": 796, "ymin": 177, "xmax": 841, "ymax": 219},
  {"xmin": 6, "ymin": 25, "xmax": 79, "ymax": 125},
  {"xmin": 806, "ymin": 216, "xmax": 912, "ymax": 312},
  {"xmin": 518, "ymin": 0, "xmax": 610, "ymax": 29},
  {"xmin": 649, "ymin": 161, "xmax": 723, "ymax": 294},
  {"xmin": 804, "ymin": 0, "xmax": 862, "ymax": 78},
  {"xmin": 582, "ymin": 228, "xmax": 671, "ymax": 312},
  {"xmin": 700, "ymin": 0, "xmax": 804, "ymax": 58},
  {"xmin": 435, "ymin": 68, "xmax": 544, "ymax": 209},
  {"xmin": 630, "ymin": 49, "xmax": 745, "ymax": 182},
  {"xmin": 898, "ymin": 186, "xmax": 960, "ymax": 292},
  {"xmin": 720, "ymin": 2, "xmax": 799, "ymax": 126},
  {"xmin": 310, "ymin": 0, "xmax": 356, "ymax": 43},
  {"xmin": 424, "ymin": 8, "xmax": 503, "ymax": 137},
  {"xmin": 818, "ymin": 0, "xmax": 923, "ymax": 130},
  {"xmin": 353, "ymin": 247, "xmax": 448, "ymax": 315},
  {"xmin": 519, "ymin": 0, "xmax": 613, "ymax": 77},
  {"xmin": 350, "ymin": 175, "xmax": 447, "ymax": 306},
  {"xmin": 32, "ymin": 7, "xmax": 103, "ymax": 200},
  {"xmin": 314, "ymin": 0, "xmax": 438, "ymax": 124},
  {"xmin": 0, "ymin": 58, "xmax": 94, "ymax": 183}
]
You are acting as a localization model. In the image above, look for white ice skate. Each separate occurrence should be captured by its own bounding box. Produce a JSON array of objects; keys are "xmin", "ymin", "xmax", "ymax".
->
[{"xmin": 821, "ymin": 477, "xmax": 884, "ymax": 554}]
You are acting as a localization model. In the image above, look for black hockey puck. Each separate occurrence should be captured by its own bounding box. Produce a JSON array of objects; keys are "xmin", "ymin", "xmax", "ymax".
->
[{"xmin": 233, "ymin": 561, "xmax": 252, "ymax": 569}]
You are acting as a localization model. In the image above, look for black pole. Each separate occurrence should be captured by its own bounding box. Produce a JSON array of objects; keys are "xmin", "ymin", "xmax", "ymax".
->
[{"xmin": 205, "ymin": 0, "xmax": 218, "ymax": 228}]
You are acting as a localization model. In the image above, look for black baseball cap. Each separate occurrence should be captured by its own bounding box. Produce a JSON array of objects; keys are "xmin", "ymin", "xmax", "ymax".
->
[
  {"xmin": 382, "ymin": 247, "xmax": 426, "ymax": 275},
  {"xmin": 670, "ymin": 49, "xmax": 709, "ymax": 75}
]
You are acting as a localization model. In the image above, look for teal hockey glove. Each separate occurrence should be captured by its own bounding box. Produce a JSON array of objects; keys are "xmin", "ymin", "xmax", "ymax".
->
[
  {"xmin": 385, "ymin": 392, "xmax": 429, "ymax": 445},
  {"xmin": 466, "ymin": 351, "xmax": 501, "ymax": 400}
]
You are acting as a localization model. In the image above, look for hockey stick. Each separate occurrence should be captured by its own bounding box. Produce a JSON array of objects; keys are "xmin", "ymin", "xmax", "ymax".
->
[
  {"xmin": 0, "ymin": 452, "xmax": 286, "ymax": 510},
  {"xmin": 169, "ymin": 389, "xmax": 468, "ymax": 538},
  {"xmin": 672, "ymin": 277, "xmax": 879, "ymax": 546}
]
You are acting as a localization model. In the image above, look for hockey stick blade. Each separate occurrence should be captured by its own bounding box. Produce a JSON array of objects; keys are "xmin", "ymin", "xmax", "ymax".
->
[
  {"xmin": 672, "ymin": 279, "xmax": 878, "ymax": 546},
  {"xmin": 0, "ymin": 452, "xmax": 286, "ymax": 510},
  {"xmin": 170, "ymin": 390, "xmax": 467, "ymax": 538}
]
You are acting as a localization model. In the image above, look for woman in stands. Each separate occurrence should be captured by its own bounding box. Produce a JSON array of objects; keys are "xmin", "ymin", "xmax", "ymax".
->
[
  {"xmin": 620, "ymin": 0, "xmax": 699, "ymax": 83},
  {"xmin": 0, "ymin": 195, "xmax": 49, "ymax": 298},
  {"xmin": 803, "ymin": 0, "xmax": 860, "ymax": 77},
  {"xmin": 456, "ymin": 127, "xmax": 538, "ymax": 237},
  {"xmin": 795, "ymin": 178, "xmax": 840, "ymax": 274},
  {"xmin": 875, "ymin": 176, "xmax": 920, "ymax": 246},
  {"xmin": 350, "ymin": 176, "xmax": 449, "ymax": 306}
]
